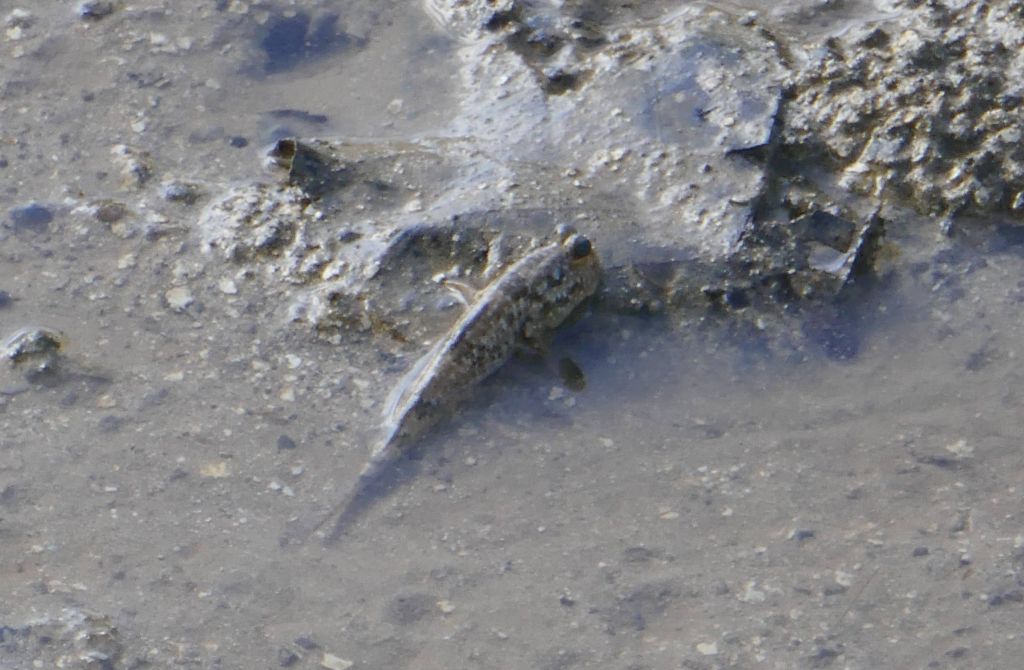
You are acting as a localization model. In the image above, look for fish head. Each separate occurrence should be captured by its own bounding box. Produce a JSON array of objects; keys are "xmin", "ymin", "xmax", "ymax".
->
[
  {"xmin": 560, "ymin": 228, "xmax": 602, "ymax": 295},
  {"xmin": 533, "ymin": 229, "xmax": 602, "ymax": 330}
]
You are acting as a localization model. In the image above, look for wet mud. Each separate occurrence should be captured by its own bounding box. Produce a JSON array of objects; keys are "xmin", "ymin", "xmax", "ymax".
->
[{"xmin": 3, "ymin": 1, "xmax": 1024, "ymax": 668}]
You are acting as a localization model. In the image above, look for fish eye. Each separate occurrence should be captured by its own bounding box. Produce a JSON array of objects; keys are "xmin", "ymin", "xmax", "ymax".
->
[{"xmin": 568, "ymin": 235, "xmax": 592, "ymax": 259}]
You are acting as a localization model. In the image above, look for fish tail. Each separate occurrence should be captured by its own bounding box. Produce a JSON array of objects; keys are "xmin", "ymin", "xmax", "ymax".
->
[{"xmin": 310, "ymin": 453, "xmax": 392, "ymax": 545}]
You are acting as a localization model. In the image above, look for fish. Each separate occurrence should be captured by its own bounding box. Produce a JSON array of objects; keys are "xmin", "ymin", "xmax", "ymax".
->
[{"xmin": 312, "ymin": 226, "xmax": 602, "ymax": 543}]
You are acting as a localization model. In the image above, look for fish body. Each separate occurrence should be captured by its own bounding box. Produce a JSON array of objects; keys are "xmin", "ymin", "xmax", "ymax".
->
[{"xmin": 316, "ymin": 228, "xmax": 601, "ymax": 540}]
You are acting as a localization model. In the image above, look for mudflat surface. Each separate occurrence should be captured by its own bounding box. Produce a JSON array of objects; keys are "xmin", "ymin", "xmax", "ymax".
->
[{"xmin": 2, "ymin": 2, "xmax": 1024, "ymax": 669}]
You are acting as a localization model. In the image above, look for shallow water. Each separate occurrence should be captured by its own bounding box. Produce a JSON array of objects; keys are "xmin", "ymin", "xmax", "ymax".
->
[{"xmin": 3, "ymin": 1, "xmax": 1024, "ymax": 669}]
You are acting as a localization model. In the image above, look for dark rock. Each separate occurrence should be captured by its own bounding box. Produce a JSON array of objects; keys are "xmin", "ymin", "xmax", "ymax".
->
[
  {"xmin": 558, "ymin": 357, "xmax": 586, "ymax": 391},
  {"xmin": 92, "ymin": 200, "xmax": 128, "ymax": 223},
  {"xmin": 78, "ymin": 1, "xmax": 115, "ymax": 19},
  {"xmin": 0, "ymin": 290, "xmax": 11, "ymax": 308},
  {"xmin": 912, "ymin": 546, "xmax": 930, "ymax": 557},
  {"xmin": 162, "ymin": 181, "xmax": 202, "ymax": 205},
  {"xmin": 277, "ymin": 434, "xmax": 297, "ymax": 450},
  {"xmin": 293, "ymin": 636, "xmax": 317, "ymax": 650},
  {"xmin": 9, "ymin": 203, "xmax": 53, "ymax": 234},
  {"xmin": 4, "ymin": 327, "xmax": 63, "ymax": 380},
  {"xmin": 229, "ymin": 136, "xmax": 249, "ymax": 148}
]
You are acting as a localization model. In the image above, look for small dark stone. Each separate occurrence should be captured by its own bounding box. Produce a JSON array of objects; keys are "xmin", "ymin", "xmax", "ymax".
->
[
  {"xmin": 558, "ymin": 357, "xmax": 586, "ymax": 391},
  {"xmin": 293, "ymin": 636, "xmax": 317, "ymax": 650},
  {"xmin": 78, "ymin": 1, "xmax": 115, "ymax": 19},
  {"xmin": 277, "ymin": 648, "xmax": 300, "ymax": 667},
  {"xmin": 559, "ymin": 593, "xmax": 576, "ymax": 607},
  {"xmin": 9, "ymin": 203, "xmax": 53, "ymax": 234},
  {"xmin": 0, "ymin": 290, "xmax": 11, "ymax": 308},
  {"xmin": 944, "ymin": 647, "xmax": 968, "ymax": 659},
  {"xmin": 93, "ymin": 201, "xmax": 127, "ymax": 223},
  {"xmin": 162, "ymin": 181, "xmax": 201, "ymax": 205},
  {"xmin": 912, "ymin": 546, "xmax": 930, "ymax": 557},
  {"xmin": 277, "ymin": 434, "xmax": 297, "ymax": 450},
  {"xmin": 791, "ymin": 529, "xmax": 816, "ymax": 542},
  {"xmin": 229, "ymin": 136, "xmax": 249, "ymax": 148}
]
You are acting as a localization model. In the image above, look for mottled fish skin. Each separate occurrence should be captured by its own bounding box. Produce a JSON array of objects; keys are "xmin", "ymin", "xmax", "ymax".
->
[{"xmin": 315, "ymin": 228, "xmax": 601, "ymax": 541}]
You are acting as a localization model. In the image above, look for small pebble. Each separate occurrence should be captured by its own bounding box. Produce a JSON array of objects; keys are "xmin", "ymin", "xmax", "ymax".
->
[
  {"xmin": 199, "ymin": 461, "xmax": 230, "ymax": 478},
  {"xmin": 78, "ymin": 1, "xmax": 114, "ymax": 19},
  {"xmin": 0, "ymin": 290, "xmax": 11, "ymax": 308},
  {"xmin": 696, "ymin": 642, "xmax": 718, "ymax": 656},
  {"xmin": 229, "ymin": 136, "xmax": 249, "ymax": 148},
  {"xmin": 319, "ymin": 652, "xmax": 352, "ymax": 670},
  {"xmin": 92, "ymin": 201, "xmax": 127, "ymax": 223},
  {"xmin": 4, "ymin": 327, "xmax": 62, "ymax": 363},
  {"xmin": 945, "ymin": 439, "xmax": 974, "ymax": 458},
  {"xmin": 9, "ymin": 203, "xmax": 53, "ymax": 233},
  {"xmin": 165, "ymin": 286, "xmax": 194, "ymax": 311},
  {"xmin": 162, "ymin": 180, "xmax": 201, "ymax": 205},
  {"xmin": 277, "ymin": 434, "xmax": 297, "ymax": 450}
]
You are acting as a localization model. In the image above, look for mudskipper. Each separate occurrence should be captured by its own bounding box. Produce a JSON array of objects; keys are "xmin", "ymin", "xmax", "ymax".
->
[{"xmin": 313, "ymin": 226, "xmax": 601, "ymax": 543}]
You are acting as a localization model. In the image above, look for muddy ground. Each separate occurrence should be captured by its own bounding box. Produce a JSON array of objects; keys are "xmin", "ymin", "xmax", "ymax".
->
[{"xmin": 2, "ymin": 1, "xmax": 1024, "ymax": 669}]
